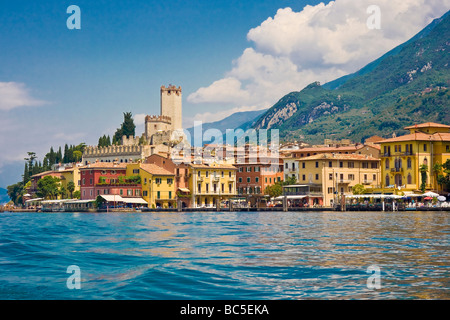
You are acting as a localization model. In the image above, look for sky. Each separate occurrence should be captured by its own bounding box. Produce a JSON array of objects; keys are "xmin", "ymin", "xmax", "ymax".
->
[{"xmin": 0, "ymin": 0, "xmax": 449, "ymax": 188}]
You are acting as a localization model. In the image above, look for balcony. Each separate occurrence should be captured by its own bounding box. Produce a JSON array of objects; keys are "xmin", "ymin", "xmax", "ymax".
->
[
  {"xmin": 362, "ymin": 180, "xmax": 374, "ymax": 185},
  {"xmin": 390, "ymin": 168, "xmax": 403, "ymax": 173}
]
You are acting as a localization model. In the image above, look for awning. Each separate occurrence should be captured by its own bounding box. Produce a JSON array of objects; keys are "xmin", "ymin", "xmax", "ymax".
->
[
  {"xmin": 178, "ymin": 188, "xmax": 190, "ymax": 193},
  {"xmin": 25, "ymin": 198, "xmax": 44, "ymax": 203},
  {"xmin": 121, "ymin": 197, "xmax": 148, "ymax": 205},
  {"xmin": 274, "ymin": 195, "xmax": 307, "ymax": 200},
  {"xmin": 100, "ymin": 195, "xmax": 124, "ymax": 202},
  {"xmin": 65, "ymin": 199, "xmax": 95, "ymax": 204}
]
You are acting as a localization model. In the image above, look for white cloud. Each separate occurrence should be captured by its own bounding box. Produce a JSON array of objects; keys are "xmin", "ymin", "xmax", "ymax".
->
[
  {"xmin": 188, "ymin": 0, "xmax": 450, "ymax": 120},
  {"xmin": 0, "ymin": 82, "xmax": 47, "ymax": 111}
]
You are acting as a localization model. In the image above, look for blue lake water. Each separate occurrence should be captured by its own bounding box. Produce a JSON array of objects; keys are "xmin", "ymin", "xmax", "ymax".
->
[{"xmin": 0, "ymin": 211, "xmax": 448, "ymax": 299}]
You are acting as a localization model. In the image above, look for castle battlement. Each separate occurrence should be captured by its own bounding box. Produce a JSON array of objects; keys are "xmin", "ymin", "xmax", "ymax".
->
[
  {"xmin": 161, "ymin": 85, "xmax": 182, "ymax": 96},
  {"xmin": 145, "ymin": 115, "xmax": 172, "ymax": 124},
  {"xmin": 84, "ymin": 144, "xmax": 144, "ymax": 156}
]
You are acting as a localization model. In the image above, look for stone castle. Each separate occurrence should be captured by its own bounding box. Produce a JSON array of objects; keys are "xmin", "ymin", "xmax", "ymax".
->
[{"xmin": 82, "ymin": 85, "xmax": 184, "ymax": 164}]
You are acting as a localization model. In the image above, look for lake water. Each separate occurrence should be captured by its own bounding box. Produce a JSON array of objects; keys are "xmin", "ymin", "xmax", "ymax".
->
[{"xmin": 0, "ymin": 211, "xmax": 448, "ymax": 300}]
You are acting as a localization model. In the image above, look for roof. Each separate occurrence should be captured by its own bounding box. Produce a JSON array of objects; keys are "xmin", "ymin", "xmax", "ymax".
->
[
  {"xmin": 365, "ymin": 135, "xmax": 384, "ymax": 143},
  {"xmin": 189, "ymin": 163, "xmax": 237, "ymax": 170},
  {"xmin": 288, "ymin": 153, "xmax": 379, "ymax": 161},
  {"xmin": 139, "ymin": 163, "xmax": 174, "ymax": 176},
  {"xmin": 378, "ymin": 132, "xmax": 450, "ymax": 143},
  {"xmin": 30, "ymin": 171, "xmax": 61, "ymax": 178},
  {"xmin": 80, "ymin": 162, "xmax": 128, "ymax": 170},
  {"xmin": 404, "ymin": 122, "xmax": 450, "ymax": 130}
]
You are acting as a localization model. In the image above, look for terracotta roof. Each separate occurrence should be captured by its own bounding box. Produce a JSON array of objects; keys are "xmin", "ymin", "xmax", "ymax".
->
[
  {"xmin": 30, "ymin": 170, "xmax": 61, "ymax": 178},
  {"xmin": 404, "ymin": 122, "xmax": 450, "ymax": 130},
  {"xmin": 79, "ymin": 162, "xmax": 128, "ymax": 169},
  {"xmin": 189, "ymin": 163, "xmax": 237, "ymax": 170},
  {"xmin": 378, "ymin": 132, "xmax": 450, "ymax": 143},
  {"xmin": 139, "ymin": 163, "xmax": 174, "ymax": 176},
  {"xmin": 289, "ymin": 144, "xmax": 376, "ymax": 153},
  {"xmin": 295, "ymin": 153, "xmax": 379, "ymax": 161},
  {"xmin": 365, "ymin": 135, "xmax": 384, "ymax": 143}
]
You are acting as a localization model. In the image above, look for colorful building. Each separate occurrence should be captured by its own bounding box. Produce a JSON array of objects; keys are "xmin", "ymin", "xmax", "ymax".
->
[
  {"xmin": 235, "ymin": 157, "xmax": 284, "ymax": 206},
  {"xmin": 126, "ymin": 162, "xmax": 176, "ymax": 208},
  {"xmin": 377, "ymin": 122, "xmax": 450, "ymax": 194},
  {"xmin": 284, "ymin": 153, "xmax": 381, "ymax": 207},
  {"xmin": 189, "ymin": 163, "xmax": 237, "ymax": 208},
  {"xmin": 79, "ymin": 162, "xmax": 142, "ymax": 200}
]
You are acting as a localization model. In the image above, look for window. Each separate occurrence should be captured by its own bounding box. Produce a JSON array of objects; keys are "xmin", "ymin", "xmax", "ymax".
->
[
  {"xmin": 221, "ymin": 183, "xmax": 224, "ymax": 193},
  {"xmin": 329, "ymin": 161, "xmax": 332, "ymax": 168},
  {"xmin": 348, "ymin": 174, "xmax": 355, "ymax": 180},
  {"xmin": 213, "ymin": 184, "xmax": 217, "ymax": 193},
  {"xmin": 206, "ymin": 171, "xmax": 209, "ymax": 177},
  {"xmin": 315, "ymin": 174, "xmax": 319, "ymax": 180},
  {"xmin": 120, "ymin": 189, "xmax": 123, "ymax": 195},
  {"xmin": 221, "ymin": 171, "xmax": 224, "ymax": 177},
  {"xmin": 229, "ymin": 171, "xmax": 232, "ymax": 178},
  {"xmin": 168, "ymin": 191, "xmax": 172, "ymax": 199},
  {"xmin": 398, "ymin": 145, "xmax": 402, "ymax": 153},
  {"xmin": 198, "ymin": 171, "xmax": 201, "ymax": 177},
  {"xmin": 97, "ymin": 190, "xmax": 100, "ymax": 195},
  {"xmin": 362, "ymin": 162, "xmax": 368, "ymax": 169},
  {"xmin": 329, "ymin": 173, "xmax": 333, "ymax": 180},
  {"xmin": 82, "ymin": 178, "xmax": 85, "ymax": 185},
  {"xmin": 135, "ymin": 189, "xmax": 140, "ymax": 196},
  {"xmin": 302, "ymin": 162, "xmax": 305, "ymax": 169},
  {"xmin": 143, "ymin": 191, "xmax": 148, "ymax": 197},
  {"xmin": 339, "ymin": 161, "xmax": 344, "ymax": 168},
  {"xmin": 167, "ymin": 178, "xmax": 173, "ymax": 184},
  {"xmin": 292, "ymin": 163, "xmax": 295, "ymax": 170},
  {"xmin": 90, "ymin": 178, "xmax": 93, "ymax": 185},
  {"xmin": 155, "ymin": 178, "xmax": 161, "ymax": 184},
  {"xmin": 447, "ymin": 145, "xmax": 449, "ymax": 152},
  {"xmin": 407, "ymin": 174, "xmax": 412, "ymax": 184},
  {"xmin": 127, "ymin": 189, "xmax": 133, "ymax": 196},
  {"xmin": 385, "ymin": 159, "xmax": 390, "ymax": 169},
  {"xmin": 373, "ymin": 174, "xmax": 376, "ymax": 181},
  {"xmin": 348, "ymin": 162, "xmax": 354, "ymax": 168},
  {"xmin": 255, "ymin": 167, "xmax": 260, "ymax": 172},
  {"xmin": 315, "ymin": 161, "xmax": 319, "ymax": 168},
  {"xmin": 407, "ymin": 158, "xmax": 412, "ymax": 169},
  {"xmin": 238, "ymin": 177, "xmax": 242, "ymax": 183},
  {"xmin": 285, "ymin": 163, "xmax": 288, "ymax": 169},
  {"xmin": 327, "ymin": 187, "xmax": 333, "ymax": 194},
  {"xmin": 255, "ymin": 177, "xmax": 259, "ymax": 183},
  {"xmin": 90, "ymin": 190, "xmax": 93, "ymax": 196},
  {"xmin": 371, "ymin": 162, "xmax": 378, "ymax": 169},
  {"xmin": 239, "ymin": 167, "xmax": 243, "ymax": 172},
  {"xmin": 157, "ymin": 191, "xmax": 160, "ymax": 199},
  {"xmin": 206, "ymin": 184, "xmax": 209, "ymax": 193},
  {"xmin": 229, "ymin": 184, "xmax": 232, "ymax": 193},
  {"xmin": 198, "ymin": 183, "xmax": 201, "ymax": 193},
  {"xmin": 133, "ymin": 169, "xmax": 139, "ymax": 174},
  {"xmin": 385, "ymin": 175, "xmax": 390, "ymax": 186},
  {"xmin": 246, "ymin": 167, "xmax": 252, "ymax": 172},
  {"xmin": 247, "ymin": 177, "xmax": 251, "ymax": 183},
  {"xmin": 269, "ymin": 178, "xmax": 272, "ymax": 183},
  {"xmin": 394, "ymin": 145, "xmax": 397, "ymax": 152},
  {"xmin": 302, "ymin": 174, "xmax": 306, "ymax": 181},
  {"xmin": 423, "ymin": 144, "xmax": 427, "ymax": 152}
]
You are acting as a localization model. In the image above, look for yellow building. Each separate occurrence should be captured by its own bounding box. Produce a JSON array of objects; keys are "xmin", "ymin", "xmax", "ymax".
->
[
  {"xmin": 126, "ymin": 163, "xmax": 176, "ymax": 208},
  {"xmin": 288, "ymin": 153, "xmax": 381, "ymax": 207},
  {"xmin": 189, "ymin": 163, "xmax": 237, "ymax": 208},
  {"xmin": 59, "ymin": 166, "xmax": 81, "ymax": 197},
  {"xmin": 377, "ymin": 122, "xmax": 450, "ymax": 194}
]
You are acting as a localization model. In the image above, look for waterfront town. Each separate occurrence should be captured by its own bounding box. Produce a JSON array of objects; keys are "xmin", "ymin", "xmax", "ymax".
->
[{"xmin": 6, "ymin": 85, "xmax": 450, "ymax": 213}]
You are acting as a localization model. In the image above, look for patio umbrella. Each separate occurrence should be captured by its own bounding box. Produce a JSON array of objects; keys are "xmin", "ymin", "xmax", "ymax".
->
[
  {"xmin": 437, "ymin": 196, "xmax": 446, "ymax": 202},
  {"xmin": 423, "ymin": 191, "xmax": 439, "ymax": 197},
  {"xmin": 424, "ymin": 197, "xmax": 433, "ymax": 200}
]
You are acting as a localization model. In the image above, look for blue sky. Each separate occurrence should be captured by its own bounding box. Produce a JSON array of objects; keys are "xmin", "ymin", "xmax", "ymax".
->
[{"xmin": 1, "ymin": 0, "xmax": 449, "ymax": 188}]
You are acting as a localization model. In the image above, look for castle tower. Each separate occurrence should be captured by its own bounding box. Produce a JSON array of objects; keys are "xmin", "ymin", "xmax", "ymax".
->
[{"xmin": 160, "ymin": 85, "xmax": 182, "ymax": 131}]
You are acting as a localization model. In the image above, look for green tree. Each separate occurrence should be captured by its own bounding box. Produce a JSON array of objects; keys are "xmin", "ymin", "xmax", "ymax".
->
[
  {"xmin": 67, "ymin": 181, "xmax": 75, "ymax": 198},
  {"xmin": 37, "ymin": 176, "xmax": 60, "ymax": 199},
  {"xmin": 419, "ymin": 164, "xmax": 428, "ymax": 193},
  {"xmin": 352, "ymin": 184, "xmax": 366, "ymax": 195},
  {"xmin": 73, "ymin": 150, "xmax": 82, "ymax": 163},
  {"xmin": 7, "ymin": 182, "xmax": 24, "ymax": 206},
  {"xmin": 113, "ymin": 112, "xmax": 135, "ymax": 144},
  {"xmin": 73, "ymin": 190, "xmax": 81, "ymax": 199},
  {"xmin": 264, "ymin": 183, "xmax": 283, "ymax": 198}
]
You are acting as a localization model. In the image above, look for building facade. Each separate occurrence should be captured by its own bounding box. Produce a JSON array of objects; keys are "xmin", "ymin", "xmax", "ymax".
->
[
  {"xmin": 378, "ymin": 122, "xmax": 450, "ymax": 194},
  {"xmin": 188, "ymin": 163, "xmax": 237, "ymax": 208}
]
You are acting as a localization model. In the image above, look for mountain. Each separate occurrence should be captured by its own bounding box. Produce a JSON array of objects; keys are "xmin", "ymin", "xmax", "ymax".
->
[
  {"xmin": 186, "ymin": 109, "xmax": 268, "ymax": 145},
  {"xmin": 0, "ymin": 188, "xmax": 10, "ymax": 205},
  {"xmin": 253, "ymin": 10, "xmax": 450, "ymax": 144}
]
